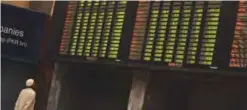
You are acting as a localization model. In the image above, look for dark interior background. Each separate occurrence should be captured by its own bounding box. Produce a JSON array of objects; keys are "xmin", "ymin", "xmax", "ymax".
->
[
  {"xmin": 144, "ymin": 71, "xmax": 247, "ymax": 110},
  {"xmin": 57, "ymin": 63, "xmax": 133, "ymax": 110},
  {"xmin": 1, "ymin": 58, "xmax": 49, "ymax": 110},
  {"xmin": 3, "ymin": 57, "xmax": 246, "ymax": 110},
  {"xmin": 1, "ymin": 58, "xmax": 38, "ymax": 110}
]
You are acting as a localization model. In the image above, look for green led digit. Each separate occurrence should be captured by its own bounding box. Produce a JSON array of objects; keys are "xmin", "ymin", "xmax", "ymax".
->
[
  {"xmin": 69, "ymin": 5, "xmax": 84, "ymax": 55},
  {"xmin": 186, "ymin": 6, "xmax": 203, "ymax": 63},
  {"xmin": 166, "ymin": 54, "xmax": 173, "ymax": 58},
  {"xmin": 101, "ymin": 3, "xmax": 114, "ymax": 57},
  {"xmin": 164, "ymin": 58, "xmax": 172, "ymax": 62},
  {"xmin": 176, "ymin": 51, "xmax": 184, "ymax": 55},
  {"xmin": 154, "ymin": 58, "xmax": 162, "ymax": 62},
  {"xmin": 92, "ymin": 5, "xmax": 105, "ymax": 56},
  {"xmin": 175, "ymin": 59, "xmax": 183, "ymax": 63},
  {"xmin": 155, "ymin": 50, "xmax": 163, "ymax": 54},
  {"xmin": 144, "ymin": 57, "xmax": 151, "ymax": 61},
  {"xmin": 199, "ymin": 7, "xmax": 220, "ymax": 64},
  {"xmin": 166, "ymin": 50, "xmax": 173, "ymax": 54},
  {"xmin": 108, "ymin": 3, "xmax": 126, "ymax": 58}
]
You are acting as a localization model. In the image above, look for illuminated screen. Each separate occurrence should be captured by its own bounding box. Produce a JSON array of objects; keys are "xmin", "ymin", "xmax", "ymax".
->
[
  {"xmin": 129, "ymin": 1, "xmax": 221, "ymax": 67},
  {"xmin": 229, "ymin": 1, "xmax": 247, "ymax": 68},
  {"xmin": 55, "ymin": 1, "xmax": 245, "ymax": 71},
  {"xmin": 59, "ymin": 1, "xmax": 127, "ymax": 59},
  {"xmin": 129, "ymin": 1, "xmax": 150, "ymax": 60}
]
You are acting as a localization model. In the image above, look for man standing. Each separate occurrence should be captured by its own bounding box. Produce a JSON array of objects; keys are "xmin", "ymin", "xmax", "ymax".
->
[{"xmin": 14, "ymin": 79, "xmax": 36, "ymax": 110}]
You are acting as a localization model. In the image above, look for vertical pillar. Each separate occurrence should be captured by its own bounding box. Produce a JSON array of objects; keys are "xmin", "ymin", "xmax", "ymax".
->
[
  {"xmin": 128, "ymin": 71, "xmax": 150, "ymax": 110},
  {"xmin": 46, "ymin": 62, "xmax": 67, "ymax": 110}
]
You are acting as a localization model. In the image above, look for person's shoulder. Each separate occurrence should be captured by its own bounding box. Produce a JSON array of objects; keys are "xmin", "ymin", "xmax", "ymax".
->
[{"xmin": 22, "ymin": 88, "xmax": 36, "ymax": 95}]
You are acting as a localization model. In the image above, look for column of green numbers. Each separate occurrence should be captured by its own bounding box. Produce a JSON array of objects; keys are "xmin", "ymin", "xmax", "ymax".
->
[
  {"xmin": 100, "ymin": 1, "xmax": 114, "ymax": 57},
  {"xmin": 199, "ymin": 2, "xmax": 221, "ymax": 65},
  {"xmin": 108, "ymin": 1, "xmax": 126, "ymax": 58},
  {"xmin": 69, "ymin": 14, "xmax": 80, "ymax": 55},
  {"xmin": 154, "ymin": 2, "xmax": 170, "ymax": 62},
  {"xmin": 174, "ymin": 2, "xmax": 192, "ymax": 64},
  {"xmin": 78, "ymin": 1, "xmax": 91, "ymax": 56},
  {"xmin": 92, "ymin": 1, "xmax": 106, "ymax": 57},
  {"xmin": 144, "ymin": 2, "xmax": 160, "ymax": 61},
  {"xmin": 84, "ymin": 1, "xmax": 95, "ymax": 56},
  {"xmin": 186, "ymin": 2, "xmax": 204, "ymax": 64},
  {"xmin": 70, "ymin": 2, "xmax": 84, "ymax": 56},
  {"xmin": 89, "ymin": 1, "xmax": 99, "ymax": 57},
  {"xmin": 164, "ymin": 3, "xmax": 181, "ymax": 62}
]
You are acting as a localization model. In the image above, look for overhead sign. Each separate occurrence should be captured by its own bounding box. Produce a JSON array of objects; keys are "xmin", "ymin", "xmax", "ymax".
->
[{"xmin": 1, "ymin": 4, "xmax": 48, "ymax": 64}]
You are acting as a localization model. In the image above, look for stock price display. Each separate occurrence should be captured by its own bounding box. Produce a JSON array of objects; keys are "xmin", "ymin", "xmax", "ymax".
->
[
  {"xmin": 229, "ymin": 1, "xmax": 247, "ymax": 68},
  {"xmin": 129, "ymin": 1, "xmax": 221, "ymax": 68},
  {"xmin": 59, "ymin": 1, "xmax": 127, "ymax": 59},
  {"xmin": 56, "ymin": 1, "xmax": 246, "ymax": 71}
]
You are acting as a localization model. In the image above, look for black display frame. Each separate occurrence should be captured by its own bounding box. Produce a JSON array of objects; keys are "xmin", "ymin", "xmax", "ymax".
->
[{"xmin": 51, "ymin": 1, "xmax": 246, "ymax": 73}]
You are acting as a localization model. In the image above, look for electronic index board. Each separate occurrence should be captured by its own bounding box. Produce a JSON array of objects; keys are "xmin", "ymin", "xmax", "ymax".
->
[
  {"xmin": 53, "ymin": 1, "xmax": 246, "ymax": 72},
  {"xmin": 59, "ymin": 1, "xmax": 128, "ymax": 60},
  {"xmin": 129, "ymin": 1, "xmax": 224, "ymax": 69},
  {"xmin": 229, "ymin": 1, "xmax": 247, "ymax": 69}
]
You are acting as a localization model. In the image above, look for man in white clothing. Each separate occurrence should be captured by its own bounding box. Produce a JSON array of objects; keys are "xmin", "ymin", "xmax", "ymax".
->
[{"xmin": 14, "ymin": 79, "xmax": 36, "ymax": 110}]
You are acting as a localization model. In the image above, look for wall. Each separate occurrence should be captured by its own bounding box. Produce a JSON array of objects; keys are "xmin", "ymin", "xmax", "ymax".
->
[{"xmin": 1, "ymin": 2, "xmax": 55, "ymax": 110}]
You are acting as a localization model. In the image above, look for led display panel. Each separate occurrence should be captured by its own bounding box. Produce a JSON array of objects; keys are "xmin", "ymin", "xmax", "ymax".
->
[
  {"xmin": 59, "ymin": 1, "xmax": 127, "ymax": 60},
  {"xmin": 129, "ymin": 1, "xmax": 150, "ymax": 61},
  {"xmin": 54, "ymin": 1, "xmax": 245, "ymax": 71},
  {"xmin": 129, "ymin": 1, "xmax": 222, "ymax": 68},
  {"xmin": 229, "ymin": 1, "xmax": 247, "ymax": 68},
  {"xmin": 197, "ymin": 1, "xmax": 221, "ymax": 66}
]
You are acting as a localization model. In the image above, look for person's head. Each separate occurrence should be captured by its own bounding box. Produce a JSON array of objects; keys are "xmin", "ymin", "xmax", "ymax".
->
[{"xmin": 26, "ymin": 79, "xmax": 36, "ymax": 90}]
